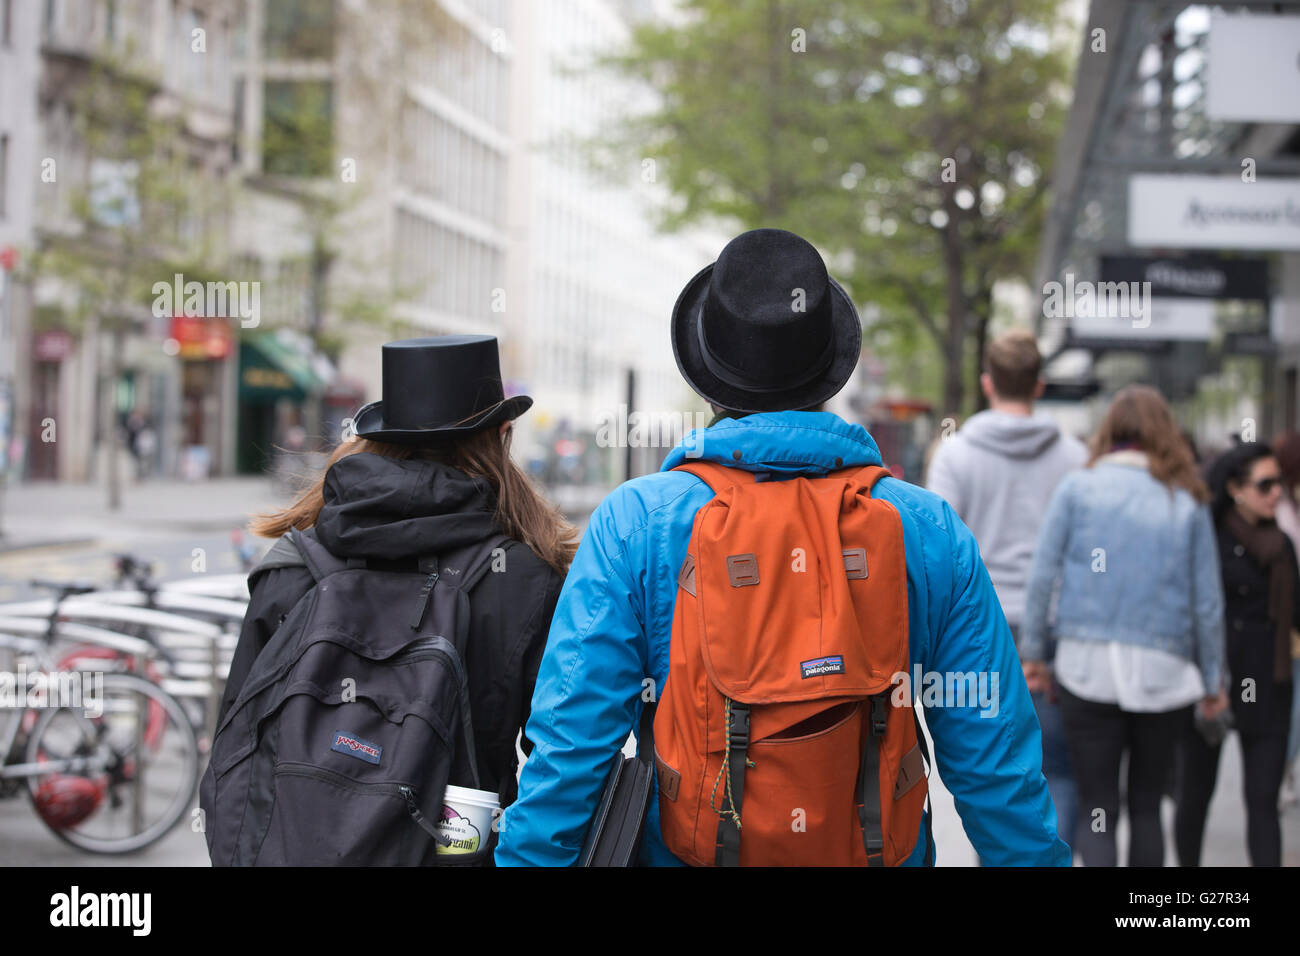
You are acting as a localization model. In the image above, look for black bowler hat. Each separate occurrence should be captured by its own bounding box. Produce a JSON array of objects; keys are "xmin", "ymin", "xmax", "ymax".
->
[
  {"xmin": 352, "ymin": 335, "xmax": 532, "ymax": 443},
  {"xmin": 671, "ymin": 228, "xmax": 862, "ymax": 413}
]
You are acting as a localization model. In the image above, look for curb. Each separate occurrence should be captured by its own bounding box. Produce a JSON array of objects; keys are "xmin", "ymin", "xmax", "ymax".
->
[{"xmin": 0, "ymin": 536, "xmax": 99, "ymax": 555}]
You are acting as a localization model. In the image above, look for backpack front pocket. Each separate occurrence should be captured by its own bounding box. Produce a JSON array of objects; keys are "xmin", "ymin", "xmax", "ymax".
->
[
  {"xmin": 260, "ymin": 763, "xmax": 440, "ymax": 865},
  {"xmin": 728, "ymin": 702, "xmax": 864, "ymax": 866}
]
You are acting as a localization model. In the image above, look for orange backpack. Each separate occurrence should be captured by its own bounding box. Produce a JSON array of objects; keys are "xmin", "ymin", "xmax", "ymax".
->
[{"xmin": 653, "ymin": 462, "xmax": 930, "ymax": 866}]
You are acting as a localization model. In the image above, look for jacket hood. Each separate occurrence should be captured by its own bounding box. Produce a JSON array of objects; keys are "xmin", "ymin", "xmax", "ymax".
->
[
  {"xmin": 660, "ymin": 411, "xmax": 882, "ymax": 475},
  {"xmin": 959, "ymin": 410, "xmax": 1064, "ymax": 460},
  {"xmin": 313, "ymin": 452, "xmax": 500, "ymax": 560}
]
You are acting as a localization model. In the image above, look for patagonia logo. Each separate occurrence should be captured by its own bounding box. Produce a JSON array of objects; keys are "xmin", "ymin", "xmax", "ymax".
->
[
  {"xmin": 331, "ymin": 731, "xmax": 382, "ymax": 764},
  {"xmin": 800, "ymin": 655, "xmax": 846, "ymax": 679}
]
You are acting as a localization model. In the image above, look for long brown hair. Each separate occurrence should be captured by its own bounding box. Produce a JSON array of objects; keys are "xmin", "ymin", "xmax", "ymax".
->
[
  {"xmin": 250, "ymin": 425, "xmax": 579, "ymax": 574},
  {"xmin": 1088, "ymin": 385, "xmax": 1209, "ymax": 503}
]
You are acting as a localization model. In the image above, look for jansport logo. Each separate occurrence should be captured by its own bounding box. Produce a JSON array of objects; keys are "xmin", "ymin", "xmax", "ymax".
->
[
  {"xmin": 800, "ymin": 655, "xmax": 846, "ymax": 679},
  {"xmin": 331, "ymin": 731, "xmax": 382, "ymax": 765},
  {"xmin": 49, "ymin": 886, "xmax": 151, "ymax": 936}
]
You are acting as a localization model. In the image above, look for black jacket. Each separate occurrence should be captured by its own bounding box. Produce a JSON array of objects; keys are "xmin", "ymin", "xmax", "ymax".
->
[
  {"xmin": 219, "ymin": 452, "xmax": 565, "ymax": 806},
  {"xmin": 1217, "ymin": 519, "xmax": 1298, "ymax": 736}
]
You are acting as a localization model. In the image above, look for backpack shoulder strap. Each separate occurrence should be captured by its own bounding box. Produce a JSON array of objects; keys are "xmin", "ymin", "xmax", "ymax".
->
[
  {"xmin": 250, "ymin": 533, "xmax": 306, "ymax": 577},
  {"xmin": 847, "ymin": 464, "xmax": 892, "ymax": 495},
  {"xmin": 285, "ymin": 527, "xmax": 350, "ymax": 583},
  {"xmin": 672, "ymin": 461, "xmax": 758, "ymax": 493},
  {"xmin": 246, "ymin": 531, "xmax": 325, "ymax": 593}
]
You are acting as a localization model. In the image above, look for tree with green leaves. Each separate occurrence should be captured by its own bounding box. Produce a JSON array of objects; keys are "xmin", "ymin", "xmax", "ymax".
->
[{"xmin": 593, "ymin": 0, "xmax": 1071, "ymax": 417}]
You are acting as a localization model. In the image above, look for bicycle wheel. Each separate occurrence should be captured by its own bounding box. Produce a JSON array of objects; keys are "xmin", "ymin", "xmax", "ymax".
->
[
  {"xmin": 23, "ymin": 671, "xmax": 200, "ymax": 854},
  {"xmin": 54, "ymin": 646, "xmax": 170, "ymax": 747}
]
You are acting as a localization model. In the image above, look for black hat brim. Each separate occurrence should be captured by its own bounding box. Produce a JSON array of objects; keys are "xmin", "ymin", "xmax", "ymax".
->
[
  {"xmin": 353, "ymin": 394, "xmax": 533, "ymax": 445},
  {"xmin": 670, "ymin": 263, "xmax": 862, "ymax": 414}
]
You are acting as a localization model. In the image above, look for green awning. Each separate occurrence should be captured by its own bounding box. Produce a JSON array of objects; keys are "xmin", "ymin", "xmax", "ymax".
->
[{"xmin": 239, "ymin": 334, "xmax": 329, "ymax": 404}]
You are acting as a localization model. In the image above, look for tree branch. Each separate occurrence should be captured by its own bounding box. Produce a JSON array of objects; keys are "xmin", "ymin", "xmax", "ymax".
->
[{"xmin": 896, "ymin": 276, "xmax": 945, "ymax": 348}]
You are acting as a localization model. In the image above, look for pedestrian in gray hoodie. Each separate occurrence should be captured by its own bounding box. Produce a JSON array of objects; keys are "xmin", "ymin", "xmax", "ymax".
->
[{"xmin": 925, "ymin": 330, "xmax": 1086, "ymax": 854}]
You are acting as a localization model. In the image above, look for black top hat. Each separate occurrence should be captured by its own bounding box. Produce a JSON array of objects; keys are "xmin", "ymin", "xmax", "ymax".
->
[
  {"xmin": 352, "ymin": 335, "xmax": 532, "ymax": 444},
  {"xmin": 671, "ymin": 228, "xmax": 861, "ymax": 413}
]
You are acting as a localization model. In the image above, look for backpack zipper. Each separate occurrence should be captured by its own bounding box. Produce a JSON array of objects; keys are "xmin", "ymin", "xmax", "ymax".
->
[
  {"xmin": 274, "ymin": 762, "xmax": 451, "ymax": 847},
  {"xmin": 400, "ymin": 785, "xmax": 452, "ymax": 845},
  {"xmin": 388, "ymin": 636, "xmax": 469, "ymax": 690}
]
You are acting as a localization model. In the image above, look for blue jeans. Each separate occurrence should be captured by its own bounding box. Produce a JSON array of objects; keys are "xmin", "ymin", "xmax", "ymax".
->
[
  {"xmin": 1033, "ymin": 687, "xmax": 1079, "ymax": 851},
  {"xmin": 1010, "ymin": 623, "xmax": 1078, "ymax": 853}
]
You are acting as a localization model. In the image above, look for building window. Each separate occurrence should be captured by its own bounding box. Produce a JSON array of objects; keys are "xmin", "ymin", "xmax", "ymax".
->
[
  {"xmin": 2, "ymin": 0, "xmax": 12, "ymax": 47},
  {"xmin": 264, "ymin": 0, "xmax": 335, "ymax": 61},
  {"xmin": 262, "ymin": 80, "xmax": 333, "ymax": 177}
]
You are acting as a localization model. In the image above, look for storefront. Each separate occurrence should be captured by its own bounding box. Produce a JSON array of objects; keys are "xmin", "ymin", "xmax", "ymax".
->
[
  {"xmin": 167, "ymin": 315, "xmax": 236, "ymax": 480},
  {"xmin": 25, "ymin": 329, "xmax": 75, "ymax": 480},
  {"xmin": 237, "ymin": 330, "xmax": 333, "ymax": 475}
]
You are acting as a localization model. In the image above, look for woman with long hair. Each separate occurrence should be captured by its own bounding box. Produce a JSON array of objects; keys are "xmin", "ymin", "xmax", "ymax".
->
[
  {"xmin": 217, "ymin": 336, "xmax": 577, "ymax": 831},
  {"xmin": 1020, "ymin": 385, "xmax": 1226, "ymax": 866},
  {"xmin": 1175, "ymin": 440, "xmax": 1297, "ymax": 866}
]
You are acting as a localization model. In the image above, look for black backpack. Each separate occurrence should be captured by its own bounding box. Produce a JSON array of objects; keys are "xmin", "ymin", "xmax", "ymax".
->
[{"xmin": 199, "ymin": 527, "xmax": 507, "ymax": 866}]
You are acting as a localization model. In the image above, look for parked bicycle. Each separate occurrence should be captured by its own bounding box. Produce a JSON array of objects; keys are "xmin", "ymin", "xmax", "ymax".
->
[{"xmin": 0, "ymin": 580, "xmax": 200, "ymax": 854}]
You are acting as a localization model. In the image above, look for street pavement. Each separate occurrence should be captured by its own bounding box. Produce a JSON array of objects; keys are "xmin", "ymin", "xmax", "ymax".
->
[
  {"xmin": 0, "ymin": 474, "xmax": 291, "ymax": 567},
  {"xmin": 0, "ymin": 476, "xmax": 1296, "ymax": 865},
  {"xmin": 919, "ymin": 712, "xmax": 1300, "ymax": 866}
]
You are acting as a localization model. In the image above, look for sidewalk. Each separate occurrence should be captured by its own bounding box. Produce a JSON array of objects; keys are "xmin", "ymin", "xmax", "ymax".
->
[
  {"xmin": 923, "ymin": 719, "xmax": 1300, "ymax": 866},
  {"xmin": 0, "ymin": 477, "xmax": 291, "ymax": 552}
]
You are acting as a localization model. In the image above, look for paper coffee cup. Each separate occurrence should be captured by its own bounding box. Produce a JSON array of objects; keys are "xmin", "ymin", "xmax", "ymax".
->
[{"xmin": 435, "ymin": 784, "xmax": 499, "ymax": 855}]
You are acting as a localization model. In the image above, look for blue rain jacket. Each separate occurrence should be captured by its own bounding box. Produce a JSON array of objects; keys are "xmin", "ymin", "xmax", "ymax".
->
[{"xmin": 496, "ymin": 411, "xmax": 1070, "ymax": 866}]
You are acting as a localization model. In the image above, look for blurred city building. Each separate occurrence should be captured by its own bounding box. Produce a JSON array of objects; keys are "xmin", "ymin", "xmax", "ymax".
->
[
  {"xmin": 232, "ymin": 0, "xmax": 721, "ymax": 487},
  {"xmin": 6, "ymin": 0, "xmax": 240, "ymax": 483},
  {"xmin": 505, "ymin": 0, "xmax": 718, "ymax": 484},
  {"xmin": 1037, "ymin": 1, "xmax": 1300, "ymax": 450},
  {"xmin": 0, "ymin": 0, "xmax": 41, "ymax": 483},
  {"xmin": 0, "ymin": 0, "xmax": 721, "ymax": 489}
]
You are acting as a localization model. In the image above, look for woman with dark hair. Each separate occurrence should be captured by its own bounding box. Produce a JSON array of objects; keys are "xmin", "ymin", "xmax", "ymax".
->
[
  {"xmin": 1021, "ymin": 385, "xmax": 1226, "ymax": 866},
  {"xmin": 1175, "ymin": 440, "xmax": 1297, "ymax": 866},
  {"xmin": 217, "ymin": 336, "xmax": 577, "ymax": 837},
  {"xmin": 1272, "ymin": 431, "xmax": 1300, "ymax": 804}
]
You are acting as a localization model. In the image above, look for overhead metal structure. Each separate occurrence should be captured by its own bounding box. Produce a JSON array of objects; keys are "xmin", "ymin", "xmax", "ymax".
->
[{"xmin": 1035, "ymin": 0, "xmax": 1300, "ymax": 396}]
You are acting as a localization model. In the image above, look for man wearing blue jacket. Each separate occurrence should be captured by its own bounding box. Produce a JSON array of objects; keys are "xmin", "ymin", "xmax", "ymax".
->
[{"xmin": 496, "ymin": 228, "xmax": 1070, "ymax": 866}]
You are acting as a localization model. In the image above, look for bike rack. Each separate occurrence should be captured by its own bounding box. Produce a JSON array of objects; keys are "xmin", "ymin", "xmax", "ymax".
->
[
  {"xmin": 0, "ymin": 561, "xmax": 252, "ymax": 853},
  {"xmin": 158, "ymin": 574, "xmax": 250, "ymax": 601}
]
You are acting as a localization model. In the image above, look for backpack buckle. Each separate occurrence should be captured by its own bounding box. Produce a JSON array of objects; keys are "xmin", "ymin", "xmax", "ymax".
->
[
  {"xmin": 726, "ymin": 554, "xmax": 759, "ymax": 588},
  {"xmin": 728, "ymin": 702, "xmax": 751, "ymax": 747},
  {"xmin": 842, "ymin": 548, "xmax": 868, "ymax": 579},
  {"xmin": 869, "ymin": 694, "xmax": 888, "ymax": 736}
]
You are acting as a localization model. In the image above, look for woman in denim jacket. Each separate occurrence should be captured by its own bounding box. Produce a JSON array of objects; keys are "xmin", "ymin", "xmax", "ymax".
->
[{"xmin": 1021, "ymin": 386, "xmax": 1227, "ymax": 867}]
